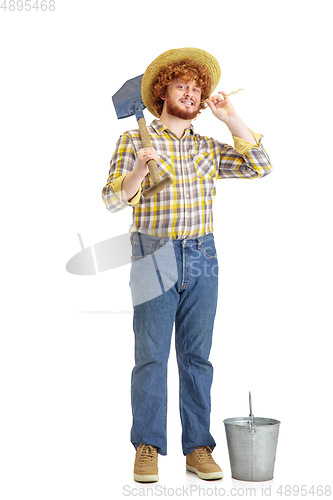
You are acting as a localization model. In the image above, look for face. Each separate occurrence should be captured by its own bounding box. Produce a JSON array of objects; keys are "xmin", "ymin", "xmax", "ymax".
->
[{"xmin": 162, "ymin": 77, "xmax": 202, "ymax": 120}]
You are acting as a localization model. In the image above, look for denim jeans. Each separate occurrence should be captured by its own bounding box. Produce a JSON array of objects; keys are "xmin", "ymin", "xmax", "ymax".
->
[{"xmin": 129, "ymin": 231, "xmax": 219, "ymax": 456}]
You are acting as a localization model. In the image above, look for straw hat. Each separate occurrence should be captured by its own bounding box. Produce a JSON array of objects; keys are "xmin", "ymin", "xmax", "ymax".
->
[{"xmin": 141, "ymin": 47, "xmax": 221, "ymax": 118}]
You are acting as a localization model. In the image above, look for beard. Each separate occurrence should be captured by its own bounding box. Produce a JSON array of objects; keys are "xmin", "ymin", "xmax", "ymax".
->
[{"xmin": 165, "ymin": 99, "xmax": 200, "ymax": 120}]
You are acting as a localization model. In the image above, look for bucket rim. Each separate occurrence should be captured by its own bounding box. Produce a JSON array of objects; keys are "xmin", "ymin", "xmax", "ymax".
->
[{"xmin": 223, "ymin": 416, "xmax": 281, "ymax": 426}]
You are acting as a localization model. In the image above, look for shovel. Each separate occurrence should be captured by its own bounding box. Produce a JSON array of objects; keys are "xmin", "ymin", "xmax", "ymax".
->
[{"xmin": 112, "ymin": 74, "xmax": 173, "ymax": 199}]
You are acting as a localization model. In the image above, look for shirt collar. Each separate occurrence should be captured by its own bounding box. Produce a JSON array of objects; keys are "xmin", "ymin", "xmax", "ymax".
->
[{"xmin": 150, "ymin": 119, "xmax": 194, "ymax": 138}]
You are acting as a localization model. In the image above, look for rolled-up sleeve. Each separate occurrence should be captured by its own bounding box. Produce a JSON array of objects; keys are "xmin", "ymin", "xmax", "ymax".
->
[
  {"xmin": 217, "ymin": 130, "xmax": 272, "ymax": 179},
  {"xmin": 102, "ymin": 134, "xmax": 142, "ymax": 213}
]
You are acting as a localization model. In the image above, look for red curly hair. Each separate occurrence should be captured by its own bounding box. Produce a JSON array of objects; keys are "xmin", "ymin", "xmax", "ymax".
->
[{"xmin": 151, "ymin": 60, "xmax": 212, "ymax": 117}]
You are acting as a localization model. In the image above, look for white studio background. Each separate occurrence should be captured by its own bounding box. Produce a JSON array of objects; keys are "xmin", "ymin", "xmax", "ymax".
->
[{"xmin": 1, "ymin": 0, "xmax": 332, "ymax": 498}]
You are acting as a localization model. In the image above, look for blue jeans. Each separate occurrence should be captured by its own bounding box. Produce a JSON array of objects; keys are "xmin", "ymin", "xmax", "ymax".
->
[{"xmin": 129, "ymin": 231, "xmax": 219, "ymax": 456}]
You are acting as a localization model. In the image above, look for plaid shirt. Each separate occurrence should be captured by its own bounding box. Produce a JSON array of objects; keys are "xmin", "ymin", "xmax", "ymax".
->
[{"xmin": 102, "ymin": 119, "xmax": 272, "ymax": 238}]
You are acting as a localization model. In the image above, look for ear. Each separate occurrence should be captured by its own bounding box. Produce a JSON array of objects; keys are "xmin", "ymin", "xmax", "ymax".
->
[{"xmin": 160, "ymin": 94, "xmax": 165, "ymax": 100}]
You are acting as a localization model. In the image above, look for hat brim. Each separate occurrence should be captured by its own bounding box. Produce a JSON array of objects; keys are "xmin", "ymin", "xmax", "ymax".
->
[{"xmin": 141, "ymin": 47, "xmax": 221, "ymax": 118}]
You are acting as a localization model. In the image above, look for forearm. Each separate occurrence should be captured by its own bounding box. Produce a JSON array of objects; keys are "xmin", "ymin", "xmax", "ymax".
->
[
  {"xmin": 224, "ymin": 114, "xmax": 256, "ymax": 145},
  {"xmin": 121, "ymin": 169, "xmax": 145, "ymax": 202},
  {"xmin": 121, "ymin": 147, "xmax": 157, "ymax": 201}
]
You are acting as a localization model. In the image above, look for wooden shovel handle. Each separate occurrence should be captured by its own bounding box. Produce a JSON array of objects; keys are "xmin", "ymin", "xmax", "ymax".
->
[{"xmin": 138, "ymin": 117, "xmax": 160, "ymax": 184}]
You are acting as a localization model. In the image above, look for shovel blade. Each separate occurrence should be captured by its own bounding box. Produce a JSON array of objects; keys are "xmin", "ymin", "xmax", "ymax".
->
[{"xmin": 112, "ymin": 74, "xmax": 145, "ymax": 119}]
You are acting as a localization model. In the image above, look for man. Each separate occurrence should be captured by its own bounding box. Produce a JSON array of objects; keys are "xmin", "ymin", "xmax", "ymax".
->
[{"xmin": 102, "ymin": 47, "xmax": 272, "ymax": 482}]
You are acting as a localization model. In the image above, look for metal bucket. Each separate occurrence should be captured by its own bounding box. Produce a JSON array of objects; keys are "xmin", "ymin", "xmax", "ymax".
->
[{"xmin": 223, "ymin": 393, "xmax": 280, "ymax": 481}]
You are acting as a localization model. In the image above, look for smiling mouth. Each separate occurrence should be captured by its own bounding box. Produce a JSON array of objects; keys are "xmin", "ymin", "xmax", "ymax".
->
[{"xmin": 180, "ymin": 100, "xmax": 195, "ymax": 106}]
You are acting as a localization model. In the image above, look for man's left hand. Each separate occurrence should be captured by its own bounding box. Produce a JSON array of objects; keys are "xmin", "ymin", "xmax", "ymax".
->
[
  {"xmin": 205, "ymin": 91, "xmax": 257, "ymax": 145},
  {"xmin": 205, "ymin": 91, "xmax": 236, "ymax": 123}
]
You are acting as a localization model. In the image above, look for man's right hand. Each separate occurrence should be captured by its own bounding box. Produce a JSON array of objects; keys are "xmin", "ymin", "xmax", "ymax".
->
[
  {"xmin": 134, "ymin": 148, "xmax": 159, "ymax": 178},
  {"xmin": 121, "ymin": 147, "xmax": 159, "ymax": 202}
]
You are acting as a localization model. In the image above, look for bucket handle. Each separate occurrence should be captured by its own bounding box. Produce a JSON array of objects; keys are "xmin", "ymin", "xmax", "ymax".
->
[{"xmin": 249, "ymin": 391, "xmax": 256, "ymax": 434}]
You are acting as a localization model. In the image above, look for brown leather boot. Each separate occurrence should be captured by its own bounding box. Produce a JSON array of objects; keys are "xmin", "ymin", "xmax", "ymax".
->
[
  {"xmin": 133, "ymin": 444, "xmax": 159, "ymax": 483},
  {"xmin": 186, "ymin": 446, "xmax": 223, "ymax": 480}
]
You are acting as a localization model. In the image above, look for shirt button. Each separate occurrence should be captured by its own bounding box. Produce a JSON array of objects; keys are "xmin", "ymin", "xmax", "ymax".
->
[{"xmin": 186, "ymin": 193, "xmax": 189, "ymax": 198}]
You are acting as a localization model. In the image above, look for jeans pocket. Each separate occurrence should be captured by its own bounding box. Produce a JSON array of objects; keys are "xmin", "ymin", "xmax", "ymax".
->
[
  {"xmin": 131, "ymin": 233, "xmax": 162, "ymax": 260},
  {"xmin": 200, "ymin": 238, "xmax": 218, "ymax": 259}
]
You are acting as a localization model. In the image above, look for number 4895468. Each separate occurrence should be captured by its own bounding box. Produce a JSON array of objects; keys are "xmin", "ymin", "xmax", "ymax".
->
[{"xmin": 0, "ymin": 0, "xmax": 55, "ymax": 10}]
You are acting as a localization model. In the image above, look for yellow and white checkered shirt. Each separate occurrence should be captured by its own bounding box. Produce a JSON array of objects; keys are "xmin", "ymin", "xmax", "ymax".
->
[{"xmin": 102, "ymin": 120, "xmax": 272, "ymax": 238}]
